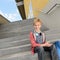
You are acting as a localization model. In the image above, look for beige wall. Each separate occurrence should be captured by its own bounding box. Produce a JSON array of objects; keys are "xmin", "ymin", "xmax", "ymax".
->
[
  {"xmin": 0, "ymin": 15, "xmax": 10, "ymax": 24},
  {"xmin": 24, "ymin": 0, "xmax": 48, "ymax": 18},
  {"xmin": 24, "ymin": 0, "xmax": 30, "ymax": 18}
]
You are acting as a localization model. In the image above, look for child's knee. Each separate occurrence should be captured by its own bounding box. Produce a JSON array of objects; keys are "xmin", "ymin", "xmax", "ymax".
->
[{"xmin": 37, "ymin": 46, "xmax": 44, "ymax": 52}]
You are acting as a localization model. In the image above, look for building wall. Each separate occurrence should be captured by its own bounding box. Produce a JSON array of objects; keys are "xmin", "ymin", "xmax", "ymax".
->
[
  {"xmin": 0, "ymin": 15, "xmax": 10, "ymax": 24},
  {"xmin": 38, "ymin": 6, "xmax": 60, "ymax": 30},
  {"xmin": 24, "ymin": 0, "xmax": 48, "ymax": 19}
]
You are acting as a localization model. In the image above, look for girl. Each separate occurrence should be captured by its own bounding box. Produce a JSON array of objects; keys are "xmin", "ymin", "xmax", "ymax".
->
[{"xmin": 29, "ymin": 18, "xmax": 58, "ymax": 60}]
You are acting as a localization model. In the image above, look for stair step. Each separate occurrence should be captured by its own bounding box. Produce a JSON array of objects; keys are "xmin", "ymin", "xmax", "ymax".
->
[
  {"xmin": 0, "ymin": 31, "xmax": 60, "ymax": 41},
  {"xmin": 0, "ymin": 31, "xmax": 29, "ymax": 39},
  {"xmin": 0, "ymin": 19, "xmax": 33, "ymax": 32},
  {"xmin": 0, "ymin": 44, "xmax": 31, "ymax": 57},
  {"xmin": 45, "ymin": 28, "xmax": 60, "ymax": 35},
  {"xmin": 0, "ymin": 24, "xmax": 32, "ymax": 32},
  {"xmin": 0, "ymin": 51, "xmax": 51, "ymax": 60},
  {"xmin": 0, "ymin": 24, "xmax": 48, "ymax": 33},
  {"xmin": 0, "ymin": 51, "xmax": 38, "ymax": 60},
  {"xmin": 0, "ymin": 35, "xmax": 29, "ymax": 42},
  {"xmin": 46, "ymin": 33, "xmax": 60, "ymax": 41},
  {"xmin": 0, "ymin": 39, "xmax": 30, "ymax": 49}
]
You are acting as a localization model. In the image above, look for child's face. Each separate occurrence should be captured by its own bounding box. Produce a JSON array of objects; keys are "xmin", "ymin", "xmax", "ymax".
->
[{"xmin": 34, "ymin": 22, "xmax": 41, "ymax": 30}]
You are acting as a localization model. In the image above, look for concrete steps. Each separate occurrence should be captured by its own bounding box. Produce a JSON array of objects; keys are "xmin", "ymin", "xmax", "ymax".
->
[
  {"xmin": 0, "ymin": 18, "xmax": 60, "ymax": 60},
  {"xmin": 0, "ymin": 51, "xmax": 38, "ymax": 60},
  {"xmin": 0, "ymin": 32, "xmax": 60, "ymax": 49},
  {"xmin": 0, "ymin": 35, "xmax": 28, "ymax": 42},
  {"xmin": 0, "ymin": 32, "xmax": 29, "ymax": 39},
  {"xmin": 0, "ymin": 35, "xmax": 30, "ymax": 57},
  {"xmin": 0, "ymin": 18, "xmax": 48, "ymax": 33},
  {"xmin": 0, "ymin": 44, "xmax": 31, "ymax": 57},
  {"xmin": 0, "ymin": 36, "xmax": 59, "ymax": 58},
  {"xmin": 0, "ymin": 39, "xmax": 29, "ymax": 49},
  {"xmin": 0, "ymin": 19, "xmax": 33, "ymax": 32},
  {"xmin": 0, "ymin": 51, "xmax": 51, "ymax": 60}
]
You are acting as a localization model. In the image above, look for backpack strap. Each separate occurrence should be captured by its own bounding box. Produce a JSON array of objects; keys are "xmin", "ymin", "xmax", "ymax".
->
[
  {"xmin": 42, "ymin": 32, "xmax": 46, "ymax": 43},
  {"xmin": 31, "ymin": 30, "xmax": 36, "ymax": 41}
]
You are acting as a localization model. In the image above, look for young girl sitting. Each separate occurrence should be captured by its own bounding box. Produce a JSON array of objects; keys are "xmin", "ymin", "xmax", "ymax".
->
[{"xmin": 29, "ymin": 18, "xmax": 58, "ymax": 60}]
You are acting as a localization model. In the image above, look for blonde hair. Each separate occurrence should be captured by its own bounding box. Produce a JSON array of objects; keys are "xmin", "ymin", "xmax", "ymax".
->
[{"xmin": 33, "ymin": 18, "xmax": 42, "ymax": 25}]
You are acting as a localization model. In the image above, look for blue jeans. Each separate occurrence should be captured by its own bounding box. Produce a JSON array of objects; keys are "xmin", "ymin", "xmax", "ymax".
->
[{"xmin": 34, "ymin": 45, "xmax": 58, "ymax": 60}]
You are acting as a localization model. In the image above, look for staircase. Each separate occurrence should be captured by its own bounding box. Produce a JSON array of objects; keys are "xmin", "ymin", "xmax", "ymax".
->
[{"xmin": 0, "ymin": 19, "xmax": 60, "ymax": 60}]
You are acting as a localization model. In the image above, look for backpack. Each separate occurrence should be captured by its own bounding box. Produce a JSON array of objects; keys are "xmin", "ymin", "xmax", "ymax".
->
[{"xmin": 54, "ymin": 41, "xmax": 60, "ymax": 60}]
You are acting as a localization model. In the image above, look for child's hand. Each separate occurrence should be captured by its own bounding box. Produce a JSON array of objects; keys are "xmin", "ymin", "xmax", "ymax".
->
[
  {"xmin": 47, "ymin": 44, "xmax": 52, "ymax": 47},
  {"xmin": 40, "ymin": 42, "xmax": 52, "ymax": 47},
  {"xmin": 44, "ymin": 42, "xmax": 52, "ymax": 47}
]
